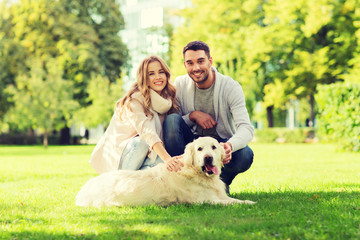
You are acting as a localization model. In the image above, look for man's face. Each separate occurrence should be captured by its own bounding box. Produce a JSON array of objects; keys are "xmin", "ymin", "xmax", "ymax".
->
[{"xmin": 184, "ymin": 50, "xmax": 213, "ymax": 85}]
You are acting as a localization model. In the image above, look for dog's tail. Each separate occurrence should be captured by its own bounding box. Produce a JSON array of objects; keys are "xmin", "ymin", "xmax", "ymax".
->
[
  {"xmin": 75, "ymin": 177, "xmax": 108, "ymax": 207},
  {"xmin": 75, "ymin": 193, "xmax": 90, "ymax": 207},
  {"xmin": 76, "ymin": 173, "xmax": 122, "ymax": 207},
  {"xmin": 76, "ymin": 179, "xmax": 96, "ymax": 207}
]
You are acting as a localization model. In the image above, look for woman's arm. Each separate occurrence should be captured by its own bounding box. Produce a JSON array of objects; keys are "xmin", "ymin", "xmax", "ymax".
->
[{"xmin": 125, "ymin": 96, "xmax": 183, "ymax": 171}]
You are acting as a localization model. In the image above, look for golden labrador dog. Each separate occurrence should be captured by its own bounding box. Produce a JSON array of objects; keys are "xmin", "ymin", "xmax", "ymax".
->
[{"xmin": 76, "ymin": 137, "xmax": 255, "ymax": 207}]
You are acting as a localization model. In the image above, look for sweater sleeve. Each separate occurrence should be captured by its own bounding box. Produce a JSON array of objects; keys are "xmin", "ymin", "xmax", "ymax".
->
[
  {"xmin": 124, "ymin": 99, "xmax": 162, "ymax": 149},
  {"xmin": 226, "ymin": 81, "xmax": 254, "ymax": 151},
  {"xmin": 175, "ymin": 76, "xmax": 196, "ymax": 127}
]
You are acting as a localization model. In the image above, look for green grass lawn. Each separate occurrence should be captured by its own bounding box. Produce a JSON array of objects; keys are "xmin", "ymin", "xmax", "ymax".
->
[{"xmin": 1, "ymin": 143, "xmax": 359, "ymax": 239}]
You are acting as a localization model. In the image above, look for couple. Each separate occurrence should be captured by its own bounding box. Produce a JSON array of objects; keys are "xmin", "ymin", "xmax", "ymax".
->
[{"xmin": 89, "ymin": 41, "xmax": 254, "ymax": 193}]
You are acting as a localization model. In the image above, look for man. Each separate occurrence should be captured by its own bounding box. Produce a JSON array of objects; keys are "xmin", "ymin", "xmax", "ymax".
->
[{"xmin": 163, "ymin": 41, "xmax": 254, "ymax": 193}]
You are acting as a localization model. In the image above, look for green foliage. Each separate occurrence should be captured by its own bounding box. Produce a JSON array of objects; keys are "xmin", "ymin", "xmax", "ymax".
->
[
  {"xmin": 74, "ymin": 74, "xmax": 123, "ymax": 128},
  {"xmin": 0, "ymin": 2, "xmax": 27, "ymax": 119},
  {"xmin": 1, "ymin": 144, "xmax": 359, "ymax": 239},
  {"xmin": 316, "ymin": 82, "xmax": 360, "ymax": 152},
  {"xmin": 62, "ymin": 0, "xmax": 128, "ymax": 83}
]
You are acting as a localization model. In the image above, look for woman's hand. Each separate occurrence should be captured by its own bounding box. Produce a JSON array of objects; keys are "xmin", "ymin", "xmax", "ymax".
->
[
  {"xmin": 152, "ymin": 142, "xmax": 184, "ymax": 172},
  {"xmin": 165, "ymin": 155, "xmax": 184, "ymax": 172}
]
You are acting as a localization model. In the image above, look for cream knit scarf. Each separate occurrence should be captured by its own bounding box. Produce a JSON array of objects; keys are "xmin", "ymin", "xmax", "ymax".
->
[{"xmin": 150, "ymin": 89, "xmax": 172, "ymax": 114}]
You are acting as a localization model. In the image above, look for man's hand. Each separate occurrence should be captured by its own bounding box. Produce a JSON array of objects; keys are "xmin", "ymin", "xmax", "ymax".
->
[
  {"xmin": 220, "ymin": 142, "xmax": 232, "ymax": 165},
  {"xmin": 189, "ymin": 111, "xmax": 217, "ymax": 130}
]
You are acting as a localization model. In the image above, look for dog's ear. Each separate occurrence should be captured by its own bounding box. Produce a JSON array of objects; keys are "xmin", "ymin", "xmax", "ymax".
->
[{"xmin": 183, "ymin": 141, "xmax": 195, "ymax": 167}]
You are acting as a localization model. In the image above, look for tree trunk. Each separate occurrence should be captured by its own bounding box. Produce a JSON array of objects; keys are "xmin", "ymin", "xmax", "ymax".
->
[
  {"xmin": 309, "ymin": 94, "xmax": 315, "ymax": 127},
  {"xmin": 266, "ymin": 106, "xmax": 274, "ymax": 128},
  {"xmin": 44, "ymin": 129, "xmax": 48, "ymax": 148}
]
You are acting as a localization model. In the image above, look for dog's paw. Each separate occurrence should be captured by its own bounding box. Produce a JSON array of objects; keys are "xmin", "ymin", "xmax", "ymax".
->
[
  {"xmin": 244, "ymin": 200, "xmax": 256, "ymax": 205},
  {"xmin": 231, "ymin": 199, "xmax": 256, "ymax": 205}
]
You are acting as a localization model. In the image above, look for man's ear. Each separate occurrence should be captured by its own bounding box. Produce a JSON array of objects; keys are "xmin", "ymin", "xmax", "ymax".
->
[{"xmin": 183, "ymin": 142, "xmax": 194, "ymax": 167}]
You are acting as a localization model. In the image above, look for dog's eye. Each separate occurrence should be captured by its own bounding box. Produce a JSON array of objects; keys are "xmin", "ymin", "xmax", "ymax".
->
[
  {"xmin": 197, "ymin": 147, "xmax": 203, "ymax": 151},
  {"xmin": 212, "ymin": 145, "xmax": 216, "ymax": 150}
]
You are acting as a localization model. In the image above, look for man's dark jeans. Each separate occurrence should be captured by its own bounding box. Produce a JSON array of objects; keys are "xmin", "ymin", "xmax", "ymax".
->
[{"xmin": 163, "ymin": 113, "xmax": 254, "ymax": 186}]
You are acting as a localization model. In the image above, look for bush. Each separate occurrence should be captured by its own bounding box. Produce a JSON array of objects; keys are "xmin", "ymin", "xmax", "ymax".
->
[
  {"xmin": 316, "ymin": 82, "xmax": 360, "ymax": 152},
  {"xmin": 0, "ymin": 133, "xmax": 61, "ymax": 145},
  {"xmin": 282, "ymin": 128, "xmax": 307, "ymax": 143},
  {"xmin": 255, "ymin": 127, "xmax": 314, "ymax": 143},
  {"xmin": 254, "ymin": 128, "xmax": 278, "ymax": 143}
]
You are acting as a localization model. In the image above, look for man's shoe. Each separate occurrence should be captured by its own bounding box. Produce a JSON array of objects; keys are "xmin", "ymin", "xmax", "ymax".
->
[{"xmin": 225, "ymin": 184, "xmax": 230, "ymax": 195}]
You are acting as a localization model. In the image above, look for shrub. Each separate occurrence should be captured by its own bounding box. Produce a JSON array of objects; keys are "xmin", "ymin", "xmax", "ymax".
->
[
  {"xmin": 254, "ymin": 128, "xmax": 278, "ymax": 143},
  {"xmin": 0, "ymin": 133, "xmax": 61, "ymax": 145},
  {"xmin": 316, "ymin": 82, "xmax": 360, "ymax": 152},
  {"xmin": 255, "ymin": 127, "xmax": 314, "ymax": 143},
  {"xmin": 282, "ymin": 128, "xmax": 307, "ymax": 143}
]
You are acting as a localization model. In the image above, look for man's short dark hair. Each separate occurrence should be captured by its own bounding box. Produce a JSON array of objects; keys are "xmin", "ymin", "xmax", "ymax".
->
[{"xmin": 183, "ymin": 41, "xmax": 211, "ymax": 58}]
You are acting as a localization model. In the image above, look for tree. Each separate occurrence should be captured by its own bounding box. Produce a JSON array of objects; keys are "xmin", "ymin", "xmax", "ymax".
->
[
  {"xmin": 6, "ymin": 0, "xmax": 128, "ymax": 106},
  {"xmin": 1, "ymin": 0, "xmax": 128, "ymax": 142},
  {"xmin": 316, "ymin": 82, "xmax": 360, "ymax": 152},
  {"xmin": 74, "ymin": 73, "xmax": 123, "ymax": 128},
  {"xmin": 5, "ymin": 58, "xmax": 79, "ymax": 147},
  {"xmin": 262, "ymin": 0, "xmax": 359, "ymax": 126},
  {"xmin": 61, "ymin": 0, "xmax": 128, "ymax": 84},
  {"xmin": 0, "ymin": 1, "xmax": 27, "ymax": 120}
]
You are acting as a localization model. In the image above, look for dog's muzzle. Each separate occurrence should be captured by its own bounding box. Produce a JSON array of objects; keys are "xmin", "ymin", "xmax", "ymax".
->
[{"xmin": 201, "ymin": 155, "xmax": 219, "ymax": 175}]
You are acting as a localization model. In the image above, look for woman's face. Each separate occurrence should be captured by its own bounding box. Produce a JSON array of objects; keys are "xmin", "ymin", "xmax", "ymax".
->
[{"xmin": 147, "ymin": 61, "xmax": 167, "ymax": 94}]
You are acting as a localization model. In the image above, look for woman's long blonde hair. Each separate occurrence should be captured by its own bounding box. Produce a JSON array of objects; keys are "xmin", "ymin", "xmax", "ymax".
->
[{"xmin": 116, "ymin": 56, "xmax": 178, "ymax": 119}]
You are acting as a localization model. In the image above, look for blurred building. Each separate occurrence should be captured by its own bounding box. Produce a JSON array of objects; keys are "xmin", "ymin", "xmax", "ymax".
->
[{"xmin": 119, "ymin": 0, "xmax": 190, "ymax": 89}]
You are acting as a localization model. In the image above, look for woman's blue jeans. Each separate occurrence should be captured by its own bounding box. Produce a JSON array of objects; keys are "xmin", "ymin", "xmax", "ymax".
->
[
  {"xmin": 163, "ymin": 113, "xmax": 254, "ymax": 185},
  {"xmin": 119, "ymin": 136, "xmax": 163, "ymax": 170}
]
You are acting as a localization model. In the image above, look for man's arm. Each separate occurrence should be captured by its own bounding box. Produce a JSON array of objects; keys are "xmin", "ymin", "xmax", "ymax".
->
[
  {"xmin": 189, "ymin": 110, "xmax": 217, "ymax": 130},
  {"xmin": 226, "ymin": 81, "xmax": 254, "ymax": 152}
]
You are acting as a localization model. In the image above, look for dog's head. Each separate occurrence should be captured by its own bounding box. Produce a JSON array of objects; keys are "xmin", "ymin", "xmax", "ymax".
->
[{"xmin": 183, "ymin": 137, "xmax": 225, "ymax": 177}]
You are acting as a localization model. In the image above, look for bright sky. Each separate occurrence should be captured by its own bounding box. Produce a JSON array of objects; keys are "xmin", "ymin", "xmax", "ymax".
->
[{"xmin": 141, "ymin": 7, "xmax": 163, "ymax": 28}]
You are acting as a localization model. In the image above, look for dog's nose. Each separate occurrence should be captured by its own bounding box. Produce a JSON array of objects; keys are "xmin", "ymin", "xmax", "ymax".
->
[{"xmin": 204, "ymin": 155, "xmax": 213, "ymax": 165}]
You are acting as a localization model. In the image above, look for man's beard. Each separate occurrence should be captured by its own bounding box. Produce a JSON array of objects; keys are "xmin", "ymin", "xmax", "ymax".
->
[{"xmin": 190, "ymin": 71, "xmax": 209, "ymax": 84}]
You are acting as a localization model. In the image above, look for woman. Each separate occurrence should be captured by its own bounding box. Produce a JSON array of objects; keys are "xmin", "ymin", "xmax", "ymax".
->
[{"xmin": 90, "ymin": 56, "xmax": 183, "ymax": 174}]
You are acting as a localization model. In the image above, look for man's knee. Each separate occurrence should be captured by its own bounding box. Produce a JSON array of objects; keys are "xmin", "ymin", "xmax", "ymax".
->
[
  {"xmin": 242, "ymin": 146, "xmax": 254, "ymax": 164},
  {"xmin": 232, "ymin": 146, "xmax": 254, "ymax": 173}
]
